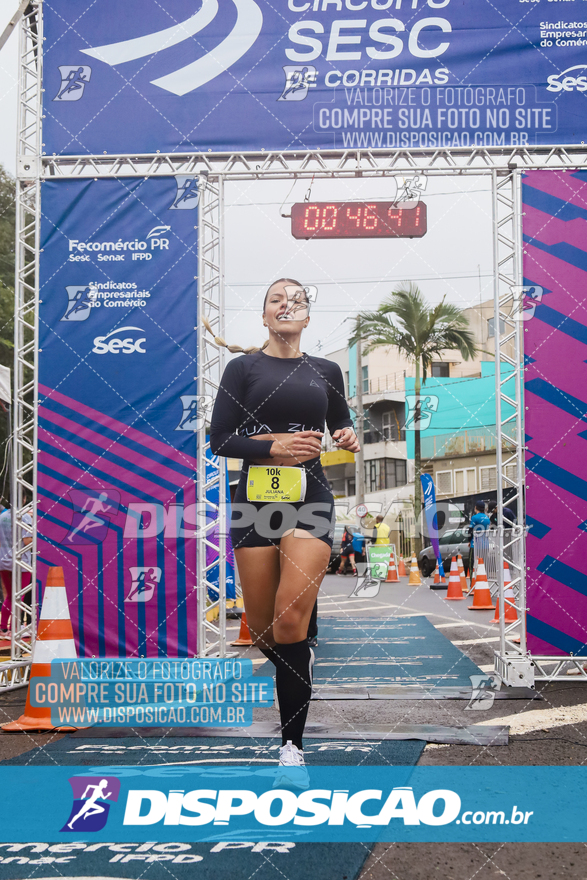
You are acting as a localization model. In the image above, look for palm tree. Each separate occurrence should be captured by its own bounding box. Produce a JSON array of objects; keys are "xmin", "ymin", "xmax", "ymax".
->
[{"xmin": 350, "ymin": 283, "xmax": 478, "ymax": 555}]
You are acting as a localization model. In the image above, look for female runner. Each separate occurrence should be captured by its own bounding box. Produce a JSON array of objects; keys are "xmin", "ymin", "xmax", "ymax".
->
[{"xmin": 210, "ymin": 278, "xmax": 359, "ymax": 770}]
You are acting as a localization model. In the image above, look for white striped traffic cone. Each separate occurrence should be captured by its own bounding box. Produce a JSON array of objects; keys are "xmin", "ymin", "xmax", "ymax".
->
[{"xmin": 2, "ymin": 566, "xmax": 78, "ymax": 732}]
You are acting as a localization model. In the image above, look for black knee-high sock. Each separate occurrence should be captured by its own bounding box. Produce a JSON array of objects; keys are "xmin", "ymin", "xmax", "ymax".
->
[
  {"xmin": 272, "ymin": 640, "xmax": 313, "ymax": 750},
  {"xmin": 258, "ymin": 645, "xmax": 277, "ymax": 664}
]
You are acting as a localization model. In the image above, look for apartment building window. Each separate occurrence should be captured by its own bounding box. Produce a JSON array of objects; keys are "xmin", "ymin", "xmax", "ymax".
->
[
  {"xmin": 381, "ymin": 410, "xmax": 401, "ymax": 441},
  {"xmin": 365, "ymin": 458, "xmax": 407, "ymax": 492},
  {"xmin": 436, "ymin": 470, "xmax": 453, "ymax": 495},
  {"xmin": 431, "ymin": 362, "xmax": 450, "ymax": 378},
  {"xmin": 479, "ymin": 465, "xmax": 497, "ymax": 491},
  {"xmin": 487, "ymin": 317, "xmax": 506, "ymax": 337},
  {"xmin": 454, "ymin": 467, "xmax": 476, "ymax": 495},
  {"xmin": 362, "ymin": 365, "xmax": 369, "ymax": 394}
]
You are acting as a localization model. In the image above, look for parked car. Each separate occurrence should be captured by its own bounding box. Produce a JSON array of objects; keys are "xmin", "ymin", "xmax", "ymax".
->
[
  {"xmin": 329, "ymin": 524, "xmax": 367, "ymax": 573},
  {"xmin": 418, "ymin": 528, "xmax": 471, "ymax": 577}
]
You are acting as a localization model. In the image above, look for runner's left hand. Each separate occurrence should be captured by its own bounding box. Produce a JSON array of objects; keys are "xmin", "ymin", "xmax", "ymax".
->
[{"xmin": 332, "ymin": 427, "xmax": 360, "ymax": 453}]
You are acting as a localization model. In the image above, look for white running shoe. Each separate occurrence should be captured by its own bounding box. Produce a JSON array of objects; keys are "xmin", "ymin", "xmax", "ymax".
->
[{"xmin": 273, "ymin": 740, "xmax": 310, "ymax": 790}]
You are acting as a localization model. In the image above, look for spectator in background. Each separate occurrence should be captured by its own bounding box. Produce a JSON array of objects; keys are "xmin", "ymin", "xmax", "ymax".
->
[
  {"xmin": 352, "ymin": 529, "xmax": 366, "ymax": 562},
  {"xmin": 487, "ymin": 500, "xmax": 516, "ymax": 528},
  {"xmin": 468, "ymin": 500, "xmax": 490, "ymax": 577},
  {"xmin": 372, "ymin": 515, "xmax": 391, "ymax": 545},
  {"xmin": 337, "ymin": 526, "xmax": 357, "ymax": 575},
  {"xmin": 0, "ymin": 499, "xmax": 33, "ymax": 636}
]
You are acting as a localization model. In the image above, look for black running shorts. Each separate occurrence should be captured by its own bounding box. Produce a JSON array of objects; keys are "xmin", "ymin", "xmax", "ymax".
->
[{"xmin": 230, "ymin": 457, "xmax": 335, "ymax": 550}]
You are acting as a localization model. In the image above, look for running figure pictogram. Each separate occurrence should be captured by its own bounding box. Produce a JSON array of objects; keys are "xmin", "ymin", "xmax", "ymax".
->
[
  {"xmin": 57, "ymin": 67, "xmax": 89, "ymax": 99},
  {"xmin": 67, "ymin": 493, "xmax": 110, "ymax": 542},
  {"xmin": 67, "ymin": 779, "xmax": 112, "ymax": 830}
]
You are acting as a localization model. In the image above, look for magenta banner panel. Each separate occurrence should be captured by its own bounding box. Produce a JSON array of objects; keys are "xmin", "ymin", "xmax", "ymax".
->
[
  {"xmin": 37, "ymin": 178, "xmax": 198, "ymax": 658},
  {"xmin": 524, "ymin": 169, "xmax": 587, "ymax": 657}
]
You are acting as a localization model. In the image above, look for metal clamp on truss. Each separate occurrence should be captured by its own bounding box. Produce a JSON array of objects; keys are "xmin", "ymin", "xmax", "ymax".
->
[{"xmin": 494, "ymin": 652, "xmax": 535, "ymax": 689}]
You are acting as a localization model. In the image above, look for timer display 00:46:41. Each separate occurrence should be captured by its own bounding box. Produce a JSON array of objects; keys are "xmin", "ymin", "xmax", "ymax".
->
[{"xmin": 291, "ymin": 201, "xmax": 427, "ymax": 239}]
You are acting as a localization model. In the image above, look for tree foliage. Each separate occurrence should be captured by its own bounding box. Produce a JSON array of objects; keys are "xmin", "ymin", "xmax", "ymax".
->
[
  {"xmin": 0, "ymin": 165, "xmax": 15, "ymax": 371},
  {"xmin": 351, "ymin": 282, "xmax": 478, "ymax": 554}
]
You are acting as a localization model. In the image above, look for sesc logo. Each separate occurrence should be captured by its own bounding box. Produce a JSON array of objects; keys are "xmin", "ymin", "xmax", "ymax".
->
[
  {"xmin": 92, "ymin": 326, "xmax": 147, "ymax": 355},
  {"xmin": 546, "ymin": 65, "xmax": 587, "ymax": 92}
]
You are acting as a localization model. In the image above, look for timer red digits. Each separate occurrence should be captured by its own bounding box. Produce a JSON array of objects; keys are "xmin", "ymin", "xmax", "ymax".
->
[{"xmin": 291, "ymin": 201, "xmax": 427, "ymax": 239}]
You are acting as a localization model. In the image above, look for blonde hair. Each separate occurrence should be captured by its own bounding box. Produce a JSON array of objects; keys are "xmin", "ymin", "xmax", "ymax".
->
[{"xmin": 201, "ymin": 315, "xmax": 269, "ymax": 354}]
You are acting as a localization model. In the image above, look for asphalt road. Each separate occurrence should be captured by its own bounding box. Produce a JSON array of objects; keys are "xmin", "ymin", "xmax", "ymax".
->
[{"xmin": 0, "ymin": 571, "xmax": 585, "ymax": 877}]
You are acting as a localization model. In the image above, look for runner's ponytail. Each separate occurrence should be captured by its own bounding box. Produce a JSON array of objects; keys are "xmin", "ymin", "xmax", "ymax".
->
[{"xmin": 201, "ymin": 315, "xmax": 269, "ymax": 354}]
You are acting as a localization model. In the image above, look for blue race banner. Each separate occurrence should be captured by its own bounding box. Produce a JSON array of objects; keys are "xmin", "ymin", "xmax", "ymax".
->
[
  {"xmin": 205, "ymin": 448, "xmax": 236, "ymax": 603},
  {"xmin": 0, "ymin": 766, "xmax": 586, "ymax": 842},
  {"xmin": 421, "ymin": 473, "xmax": 444, "ymax": 578},
  {"xmin": 42, "ymin": 1, "xmax": 585, "ymax": 155},
  {"xmin": 38, "ymin": 177, "xmax": 199, "ymax": 658}
]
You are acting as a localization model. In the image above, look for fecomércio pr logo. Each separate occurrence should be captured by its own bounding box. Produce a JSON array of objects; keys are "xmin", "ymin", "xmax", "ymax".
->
[{"xmin": 61, "ymin": 776, "xmax": 121, "ymax": 832}]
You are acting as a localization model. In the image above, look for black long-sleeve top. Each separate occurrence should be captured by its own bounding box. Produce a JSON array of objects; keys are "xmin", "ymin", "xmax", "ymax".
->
[{"xmin": 209, "ymin": 351, "xmax": 354, "ymax": 461}]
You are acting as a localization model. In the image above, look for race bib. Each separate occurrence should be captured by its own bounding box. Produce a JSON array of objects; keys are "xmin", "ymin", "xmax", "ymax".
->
[{"xmin": 247, "ymin": 466, "xmax": 307, "ymax": 503}]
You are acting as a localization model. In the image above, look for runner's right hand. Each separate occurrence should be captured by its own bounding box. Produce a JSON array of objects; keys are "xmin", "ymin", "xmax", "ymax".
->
[{"xmin": 269, "ymin": 431, "xmax": 324, "ymax": 460}]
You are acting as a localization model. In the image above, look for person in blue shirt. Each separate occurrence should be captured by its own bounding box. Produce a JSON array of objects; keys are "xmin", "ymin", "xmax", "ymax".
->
[{"xmin": 468, "ymin": 500, "xmax": 490, "ymax": 575}]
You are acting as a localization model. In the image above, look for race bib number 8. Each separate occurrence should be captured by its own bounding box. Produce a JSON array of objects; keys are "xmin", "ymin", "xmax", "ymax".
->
[{"xmin": 247, "ymin": 466, "xmax": 307, "ymax": 503}]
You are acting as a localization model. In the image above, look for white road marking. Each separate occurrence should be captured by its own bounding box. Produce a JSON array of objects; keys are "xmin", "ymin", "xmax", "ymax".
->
[
  {"xmin": 451, "ymin": 637, "xmax": 502, "ymax": 646},
  {"xmin": 478, "ymin": 703, "xmax": 587, "ymax": 735}
]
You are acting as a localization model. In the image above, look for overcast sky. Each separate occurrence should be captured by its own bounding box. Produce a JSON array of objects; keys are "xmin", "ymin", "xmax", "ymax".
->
[{"xmin": 0, "ymin": 7, "xmax": 493, "ymax": 359}]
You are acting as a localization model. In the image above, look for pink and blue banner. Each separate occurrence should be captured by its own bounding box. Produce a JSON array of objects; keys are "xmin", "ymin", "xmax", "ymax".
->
[
  {"xmin": 38, "ymin": 177, "xmax": 199, "ymax": 657},
  {"xmin": 524, "ymin": 169, "xmax": 587, "ymax": 658}
]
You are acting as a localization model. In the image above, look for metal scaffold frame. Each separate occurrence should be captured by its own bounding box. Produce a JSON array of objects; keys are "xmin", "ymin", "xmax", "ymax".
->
[
  {"xmin": 1, "ymin": 1, "xmax": 42, "ymax": 691},
  {"xmin": 197, "ymin": 174, "xmax": 227, "ymax": 658},
  {"xmin": 491, "ymin": 167, "xmax": 531, "ymax": 687},
  {"xmin": 7, "ymin": 4, "xmax": 587, "ymax": 687}
]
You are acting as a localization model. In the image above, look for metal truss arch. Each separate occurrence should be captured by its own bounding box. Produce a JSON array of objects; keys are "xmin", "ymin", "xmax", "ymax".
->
[{"xmin": 11, "ymin": 0, "xmax": 587, "ymax": 685}]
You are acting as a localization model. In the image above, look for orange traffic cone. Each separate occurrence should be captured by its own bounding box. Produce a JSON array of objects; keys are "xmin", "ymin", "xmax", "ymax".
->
[
  {"xmin": 230, "ymin": 611, "xmax": 254, "ymax": 646},
  {"xmin": 467, "ymin": 557, "xmax": 477, "ymax": 595},
  {"xmin": 386, "ymin": 552, "xmax": 400, "ymax": 583},
  {"xmin": 457, "ymin": 554, "xmax": 468, "ymax": 594},
  {"xmin": 397, "ymin": 556, "xmax": 407, "ymax": 577},
  {"xmin": 468, "ymin": 558, "xmax": 495, "ymax": 610},
  {"xmin": 2, "ymin": 567, "xmax": 78, "ymax": 732},
  {"xmin": 407, "ymin": 554, "xmax": 422, "ymax": 586},
  {"xmin": 445, "ymin": 556, "xmax": 464, "ymax": 600},
  {"xmin": 433, "ymin": 566, "xmax": 447, "ymax": 586},
  {"xmin": 491, "ymin": 561, "xmax": 518, "ymax": 623}
]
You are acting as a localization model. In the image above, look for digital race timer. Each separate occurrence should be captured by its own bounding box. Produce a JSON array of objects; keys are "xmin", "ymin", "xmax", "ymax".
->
[{"xmin": 291, "ymin": 201, "xmax": 427, "ymax": 240}]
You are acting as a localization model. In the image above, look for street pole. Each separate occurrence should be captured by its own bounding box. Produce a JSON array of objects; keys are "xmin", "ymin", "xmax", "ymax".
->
[{"xmin": 355, "ymin": 338, "xmax": 365, "ymax": 515}]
